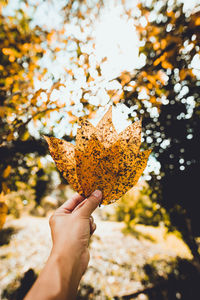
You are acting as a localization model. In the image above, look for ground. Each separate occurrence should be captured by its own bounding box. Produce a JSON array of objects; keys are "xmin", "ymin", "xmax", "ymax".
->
[{"xmin": 0, "ymin": 212, "xmax": 191, "ymax": 299}]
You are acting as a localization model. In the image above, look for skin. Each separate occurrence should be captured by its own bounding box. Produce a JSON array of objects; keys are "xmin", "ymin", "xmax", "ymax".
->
[{"xmin": 25, "ymin": 189, "xmax": 102, "ymax": 300}]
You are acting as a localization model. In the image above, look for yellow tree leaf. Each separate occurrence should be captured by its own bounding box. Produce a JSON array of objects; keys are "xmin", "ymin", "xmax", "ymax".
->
[
  {"xmin": 76, "ymin": 117, "xmax": 97, "ymax": 150},
  {"xmin": 3, "ymin": 165, "xmax": 11, "ymax": 178},
  {"xmin": 44, "ymin": 136, "xmax": 82, "ymax": 194},
  {"xmin": 75, "ymin": 134, "xmax": 120, "ymax": 200},
  {"xmin": 110, "ymin": 149, "xmax": 152, "ymax": 202},
  {"xmin": 45, "ymin": 107, "xmax": 151, "ymax": 205},
  {"xmin": 0, "ymin": 201, "xmax": 8, "ymax": 230},
  {"xmin": 161, "ymin": 61, "xmax": 173, "ymax": 69},
  {"xmin": 96, "ymin": 106, "xmax": 118, "ymax": 147},
  {"xmin": 1, "ymin": 182, "xmax": 10, "ymax": 194},
  {"xmin": 195, "ymin": 17, "xmax": 200, "ymax": 26}
]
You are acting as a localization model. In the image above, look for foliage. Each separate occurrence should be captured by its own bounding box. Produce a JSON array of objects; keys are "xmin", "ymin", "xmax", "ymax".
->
[
  {"xmin": 0, "ymin": 193, "xmax": 8, "ymax": 229},
  {"xmin": 0, "ymin": 6, "xmax": 48, "ymax": 146},
  {"xmin": 4, "ymin": 189, "xmax": 35, "ymax": 218},
  {"xmin": 0, "ymin": 0, "xmax": 105, "ymax": 214},
  {"xmin": 0, "ymin": 1, "xmax": 52, "ymax": 198},
  {"xmin": 112, "ymin": 0, "xmax": 200, "ymax": 263},
  {"xmin": 111, "ymin": 182, "xmax": 169, "ymax": 231},
  {"xmin": 140, "ymin": 258, "xmax": 200, "ymax": 300}
]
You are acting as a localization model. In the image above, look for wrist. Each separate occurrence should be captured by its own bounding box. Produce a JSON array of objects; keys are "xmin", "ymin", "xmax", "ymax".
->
[
  {"xmin": 25, "ymin": 250, "xmax": 80, "ymax": 300},
  {"xmin": 50, "ymin": 248, "xmax": 83, "ymax": 285},
  {"xmin": 50, "ymin": 244, "xmax": 81, "ymax": 267},
  {"xmin": 48, "ymin": 251, "xmax": 81, "ymax": 300}
]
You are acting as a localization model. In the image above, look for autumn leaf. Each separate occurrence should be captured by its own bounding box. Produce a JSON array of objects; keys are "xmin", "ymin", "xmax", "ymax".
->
[
  {"xmin": 45, "ymin": 106, "xmax": 151, "ymax": 205},
  {"xmin": 0, "ymin": 193, "xmax": 8, "ymax": 230},
  {"xmin": 44, "ymin": 136, "xmax": 82, "ymax": 194},
  {"xmin": 3, "ymin": 165, "xmax": 11, "ymax": 178}
]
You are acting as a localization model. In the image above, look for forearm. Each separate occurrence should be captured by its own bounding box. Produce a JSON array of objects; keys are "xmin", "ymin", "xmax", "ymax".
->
[
  {"xmin": 25, "ymin": 252, "xmax": 81, "ymax": 300},
  {"xmin": 25, "ymin": 191, "xmax": 101, "ymax": 300}
]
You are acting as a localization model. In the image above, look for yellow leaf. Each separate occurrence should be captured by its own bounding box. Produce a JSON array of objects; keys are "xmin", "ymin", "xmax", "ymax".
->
[
  {"xmin": 76, "ymin": 117, "xmax": 96, "ymax": 151},
  {"xmin": 2, "ymin": 48, "xmax": 12, "ymax": 55},
  {"xmin": 96, "ymin": 106, "xmax": 118, "ymax": 147},
  {"xmin": 21, "ymin": 131, "xmax": 30, "ymax": 141},
  {"xmin": 5, "ymin": 77, "xmax": 13, "ymax": 85},
  {"xmin": 0, "ymin": 192, "xmax": 8, "ymax": 229},
  {"xmin": 7, "ymin": 131, "xmax": 14, "ymax": 141},
  {"xmin": 1, "ymin": 182, "xmax": 10, "ymax": 194},
  {"xmin": 9, "ymin": 55, "xmax": 15, "ymax": 62},
  {"xmin": 22, "ymin": 43, "xmax": 31, "ymax": 51},
  {"xmin": 195, "ymin": 17, "xmax": 200, "ymax": 26},
  {"xmin": 161, "ymin": 61, "xmax": 173, "ymax": 69},
  {"xmin": 0, "ymin": 201, "xmax": 8, "ymax": 230},
  {"xmin": 161, "ymin": 39, "xmax": 167, "ymax": 49},
  {"xmin": 44, "ymin": 136, "xmax": 82, "ymax": 194},
  {"xmin": 3, "ymin": 165, "xmax": 11, "ymax": 178},
  {"xmin": 45, "ymin": 107, "xmax": 151, "ymax": 205},
  {"xmin": 154, "ymin": 53, "xmax": 167, "ymax": 66},
  {"xmin": 153, "ymin": 41, "xmax": 160, "ymax": 51},
  {"xmin": 120, "ymin": 72, "xmax": 131, "ymax": 86}
]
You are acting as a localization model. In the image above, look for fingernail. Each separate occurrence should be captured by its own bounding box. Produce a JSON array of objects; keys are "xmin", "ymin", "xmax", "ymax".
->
[{"xmin": 92, "ymin": 190, "xmax": 102, "ymax": 199}]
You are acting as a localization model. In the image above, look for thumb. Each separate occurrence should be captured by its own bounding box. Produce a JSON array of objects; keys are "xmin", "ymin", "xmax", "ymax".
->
[{"xmin": 76, "ymin": 190, "xmax": 102, "ymax": 217}]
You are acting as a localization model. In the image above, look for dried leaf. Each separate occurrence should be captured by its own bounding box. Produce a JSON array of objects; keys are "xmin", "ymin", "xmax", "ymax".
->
[
  {"xmin": 0, "ymin": 202, "xmax": 8, "ymax": 230},
  {"xmin": 45, "ymin": 106, "xmax": 151, "ymax": 205},
  {"xmin": 3, "ymin": 165, "xmax": 11, "ymax": 178},
  {"xmin": 118, "ymin": 119, "xmax": 142, "ymax": 168},
  {"xmin": 75, "ymin": 134, "xmax": 121, "ymax": 199},
  {"xmin": 96, "ymin": 106, "xmax": 118, "ymax": 147},
  {"xmin": 119, "ymin": 119, "xmax": 141, "ymax": 144},
  {"xmin": 0, "ymin": 193, "xmax": 8, "ymax": 230},
  {"xmin": 111, "ymin": 149, "xmax": 152, "ymax": 201},
  {"xmin": 75, "ymin": 134, "xmax": 102, "ymax": 197},
  {"xmin": 44, "ymin": 136, "xmax": 82, "ymax": 194},
  {"xmin": 76, "ymin": 117, "xmax": 96, "ymax": 150}
]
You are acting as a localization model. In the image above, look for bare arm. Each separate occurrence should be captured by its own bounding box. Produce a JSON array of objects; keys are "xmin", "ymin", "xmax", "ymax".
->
[{"xmin": 25, "ymin": 190, "xmax": 102, "ymax": 300}]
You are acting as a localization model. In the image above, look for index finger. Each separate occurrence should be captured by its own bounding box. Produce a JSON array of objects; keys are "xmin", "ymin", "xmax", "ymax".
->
[{"xmin": 57, "ymin": 193, "xmax": 84, "ymax": 214}]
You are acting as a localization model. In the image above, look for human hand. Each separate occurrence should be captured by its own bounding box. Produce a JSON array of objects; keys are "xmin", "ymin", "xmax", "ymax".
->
[
  {"xmin": 49, "ymin": 190, "xmax": 102, "ymax": 279},
  {"xmin": 25, "ymin": 190, "xmax": 102, "ymax": 300}
]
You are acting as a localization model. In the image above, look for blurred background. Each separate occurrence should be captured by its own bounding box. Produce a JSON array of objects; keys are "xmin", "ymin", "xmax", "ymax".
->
[{"xmin": 0, "ymin": 0, "xmax": 200, "ymax": 299}]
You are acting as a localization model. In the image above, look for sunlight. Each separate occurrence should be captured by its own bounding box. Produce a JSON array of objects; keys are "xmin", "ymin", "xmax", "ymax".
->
[
  {"xmin": 89, "ymin": 4, "xmax": 144, "ymax": 135},
  {"xmin": 94, "ymin": 5, "xmax": 141, "ymax": 80}
]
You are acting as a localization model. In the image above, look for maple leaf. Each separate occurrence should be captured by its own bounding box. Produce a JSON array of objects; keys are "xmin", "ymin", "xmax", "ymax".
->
[{"xmin": 44, "ymin": 106, "xmax": 151, "ymax": 205}]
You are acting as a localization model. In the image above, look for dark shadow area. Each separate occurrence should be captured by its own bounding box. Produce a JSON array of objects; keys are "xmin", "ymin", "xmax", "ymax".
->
[
  {"xmin": 77, "ymin": 284, "xmax": 102, "ymax": 300},
  {"xmin": 0, "ymin": 227, "xmax": 18, "ymax": 246},
  {"xmin": 2, "ymin": 269, "xmax": 37, "ymax": 300},
  {"xmin": 3, "ymin": 278, "xmax": 101, "ymax": 300},
  {"xmin": 114, "ymin": 258, "xmax": 200, "ymax": 300},
  {"xmin": 2, "ymin": 258, "xmax": 200, "ymax": 300}
]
